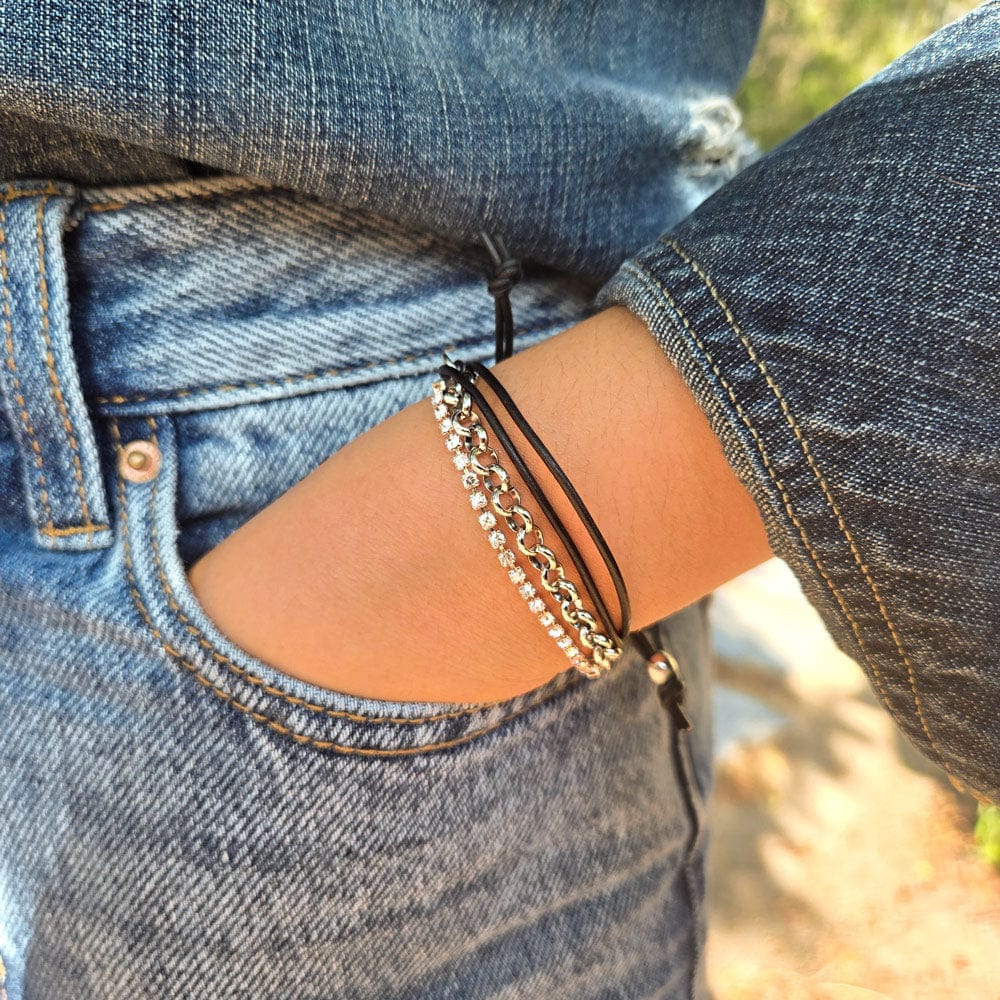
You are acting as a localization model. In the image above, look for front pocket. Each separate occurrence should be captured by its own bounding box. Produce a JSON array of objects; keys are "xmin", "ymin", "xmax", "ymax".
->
[{"xmin": 108, "ymin": 406, "xmax": 587, "ymax": 757}]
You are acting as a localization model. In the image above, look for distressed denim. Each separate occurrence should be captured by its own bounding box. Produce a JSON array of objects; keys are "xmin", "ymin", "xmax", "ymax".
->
[
  {"xmin": 0, "ymin": 181, "xmax": 716, "ymax": 998},
  {"xmin": 0, "ymin": 0, "xmax": 763, "ymax": 284},
  {"xmin": 2, "ymin": 1, "xmax": 758, "ymax": 990},
  {"xmin": 1, "ymin": 0, "xmax": 998, "ymax": 997}
]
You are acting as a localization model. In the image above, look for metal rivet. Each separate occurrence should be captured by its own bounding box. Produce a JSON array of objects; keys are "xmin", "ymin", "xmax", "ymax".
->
[
  {"xmin": 646, "ymin": 649, "xmax": 681, "ymax": 686},
  {"xmin": 119, "ymin": 439, "xmax": 161, "ymax": 483}
]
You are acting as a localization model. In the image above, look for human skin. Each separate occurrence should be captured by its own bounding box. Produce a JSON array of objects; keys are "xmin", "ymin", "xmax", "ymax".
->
[{"xmin": 187, "ymin": 305, "xmax": 773, "ymax": 703}]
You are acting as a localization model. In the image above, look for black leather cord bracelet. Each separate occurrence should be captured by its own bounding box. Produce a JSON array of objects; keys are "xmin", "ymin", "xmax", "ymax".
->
[
  {"xmin": 465, "ymin": 359, "xmax": 632, "ymax": 640},
  {"xmin": 479, "ymin": 231, "xmax": 521, "ymax": 365},
  {"xmin": 466, "ymin": 233, "xmax": 633, "ymax": 662},
  {"xmin": 441, "ymin": 359, "xmax": 626, "ymax": 647}
]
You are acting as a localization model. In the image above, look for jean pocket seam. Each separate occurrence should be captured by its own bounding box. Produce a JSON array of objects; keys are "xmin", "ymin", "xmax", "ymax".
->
[
  {"xmin": 113, "ymin": 416, "xmax": 585, "ymax": 755},
  {"xmin": 90, "ymin": 313, "xmax": 569, "ymax": 414}
]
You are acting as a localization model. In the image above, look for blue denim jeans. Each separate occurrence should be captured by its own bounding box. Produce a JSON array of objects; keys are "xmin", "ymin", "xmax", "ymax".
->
[{"xmin": 0, "ymin": 179, "xmax": 715, "ymax": 998}]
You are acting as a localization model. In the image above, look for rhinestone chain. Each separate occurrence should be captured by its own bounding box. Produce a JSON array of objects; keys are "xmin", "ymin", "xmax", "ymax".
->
[{"xmin": 432, "ymin": 376, "xmax": 621, "ymax": 677}]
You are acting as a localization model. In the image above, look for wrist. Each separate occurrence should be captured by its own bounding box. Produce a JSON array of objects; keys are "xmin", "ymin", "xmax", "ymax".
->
[{"xmin": 188, "ymin": 304, "xmax": 772, "ymax": 705}]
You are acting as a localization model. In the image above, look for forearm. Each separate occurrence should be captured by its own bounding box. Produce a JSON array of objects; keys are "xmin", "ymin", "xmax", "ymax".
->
[{"xmin": 187, "ymin": 305, "xmax": 772, "ymax": 703}]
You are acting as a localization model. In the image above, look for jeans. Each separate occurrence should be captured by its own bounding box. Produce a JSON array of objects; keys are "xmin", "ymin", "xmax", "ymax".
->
[
  {"xmin": 0, "ymin": 179, "xmax": 715, "ymax": 998},
  {"xmin": 0, "ymin": 1, "xmax": 764, "ymax": 284}
]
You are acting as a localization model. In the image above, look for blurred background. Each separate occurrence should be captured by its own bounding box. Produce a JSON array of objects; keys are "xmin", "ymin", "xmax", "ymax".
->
[{"xmin": 705, "ymin": 3, "xmax": 998, "ymax": 997}]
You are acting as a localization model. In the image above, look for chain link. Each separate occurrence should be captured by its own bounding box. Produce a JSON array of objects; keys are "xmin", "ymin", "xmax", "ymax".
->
[{"xmin": 438, "ymin": 373, "xmax": 622, "ymax": 676}]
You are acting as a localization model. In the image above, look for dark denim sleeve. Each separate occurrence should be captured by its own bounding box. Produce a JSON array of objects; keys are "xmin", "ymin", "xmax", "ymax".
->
[{"xmin": 595, "ymin": 2, "xmax": 1000, "ymax": 801}]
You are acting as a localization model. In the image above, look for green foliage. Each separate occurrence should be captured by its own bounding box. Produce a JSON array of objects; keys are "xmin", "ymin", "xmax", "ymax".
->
[
  {"xmin": 975, "ymin": 804, "xmax": 1000, "ymax": 869},
  {"xmin": 736, "ymin": 0, "xmax": 981, "ymax": 149}
]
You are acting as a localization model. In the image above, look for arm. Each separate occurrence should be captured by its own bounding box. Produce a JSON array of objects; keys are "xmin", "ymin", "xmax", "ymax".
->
[
  {"xmin": 194, "ymin": 2, "xmax": 1000, "ymax": 801},
  {"xmin": 188, "ymin": 304, "xmax": 772, "ymax": 704}
]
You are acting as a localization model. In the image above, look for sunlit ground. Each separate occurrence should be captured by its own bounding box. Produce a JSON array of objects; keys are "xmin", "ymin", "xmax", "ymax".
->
[{"xmin": 706, "ymin": 561, "xmax": 1000, "ymax": 997}]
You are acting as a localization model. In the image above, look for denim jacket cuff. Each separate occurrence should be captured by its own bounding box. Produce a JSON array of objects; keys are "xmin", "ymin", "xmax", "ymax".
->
[
  {"xmin": 596, "ymin": 230, "xmax": 998, "ymax": 803},
  {"xmin": 595, "ymin": 1, "xmax": 1000, "ymax": 803}
]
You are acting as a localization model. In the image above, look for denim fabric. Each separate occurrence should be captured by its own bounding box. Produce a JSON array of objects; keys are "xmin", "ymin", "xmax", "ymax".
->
[
  {"xmin": 2, "ymin": 0, "xmax": 997, "ymax": 994},
  {"xmin": 0, "ymin": 0, "xmax": 763, "ymax": 283},
  {"xmin": 0, "ymin": 180, "xmax": 716, "ymax": 998},
  {"xmin": 598, "ymin": 2, "xmax": 1000, "ymax": 801}
]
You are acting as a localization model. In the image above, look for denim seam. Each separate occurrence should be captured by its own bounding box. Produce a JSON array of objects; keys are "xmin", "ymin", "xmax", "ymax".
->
[
  {"xmin": 35, "ymin": 195, "xmax": 108, "ymax": 539},
  {"xmin": 112, "ymin": 416, "xmax": 505, "ymax": 725},
  {"xmin": 672, "ymin": 725, "xmax": 704, "ymax": 1000},
  {"xmin": 80, "ymin": 176, "xmax": 273, "ymax": 214},
  {"xmin": 1, "ymin": 185, "xmax": 109, "ymax": 539},
  {"xmin": 660, "ymin": 237, "xmax": 951, "ymax": 778},
  {"xmin": 1, "ymin": 182, "xmax": 64, "ymax": 204},
  {"xmin": 91, "ymin": 317, "xmax": 562, "ymax": 408},
  {"xmin": 1, "ymin": 194, "xmax": 55, "ymax": 533},
  {"xmin": 86, "ymin": 187, "xmax": 275, "ymax": 216},
  {"xmin": 112, "ymin": 418, "xmax": 580, "ymax": 752},
  {"xmin": 616, "ymin": 261, "xmax": 905, "ymax": 720}
]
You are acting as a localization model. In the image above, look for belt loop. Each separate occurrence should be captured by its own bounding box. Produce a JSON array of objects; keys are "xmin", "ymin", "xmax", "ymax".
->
[{"xmin": 0, "ymin": 182, "xmax": 112, "ymax": 551}]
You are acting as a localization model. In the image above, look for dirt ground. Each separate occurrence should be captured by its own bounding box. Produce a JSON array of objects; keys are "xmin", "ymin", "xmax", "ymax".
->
[{"xmin": 704, "ymin": 564, "xmax": 1000, "ymax": 1000}]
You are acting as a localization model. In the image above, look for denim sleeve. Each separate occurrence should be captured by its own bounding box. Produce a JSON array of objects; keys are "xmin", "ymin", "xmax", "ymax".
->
[{"xmin": 595, "ymin": 2, "xmax": 1000, "ymax": 801}]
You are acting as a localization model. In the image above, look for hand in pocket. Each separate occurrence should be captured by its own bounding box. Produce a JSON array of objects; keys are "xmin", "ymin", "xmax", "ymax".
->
[
  {"xmin": 185, "ymin": 382, "xmax": 575, "ymax": 705},
  {"xmin": 187, "ymin": 306, "xmax": 771, "ymax": 705}
]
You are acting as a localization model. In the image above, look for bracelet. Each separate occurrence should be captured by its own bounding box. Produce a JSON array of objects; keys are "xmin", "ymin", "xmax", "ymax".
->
[
  {"xmin": 443, "ymin": 358, "xmax": 628, "ymax": 647},
  {"xmin": 438, "ymin": 426, "xmax": 593, "ymax": 675},
  {"xmin": 425, "ymin": 234, "xmax": 633, "ymax": 678},
  {"xmin": 432, "ymin": 372, "xmax": 621, "ymax": 677},
  {"xmin": 473, "ymin": 234, "xmax": 630, "ymax": 645},
  {"xmin": 433, "ymin": 380, "xmax": 607, "ymax": 677},
  {"xmin": 462, "ymin": 359, "xmax": 631, "ymax": 640}
]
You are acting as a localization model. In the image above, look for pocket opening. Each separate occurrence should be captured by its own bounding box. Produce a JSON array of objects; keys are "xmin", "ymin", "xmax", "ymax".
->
[{"xmin": 110, "ymin": 411, "xmax": 587, "ymax": 756}]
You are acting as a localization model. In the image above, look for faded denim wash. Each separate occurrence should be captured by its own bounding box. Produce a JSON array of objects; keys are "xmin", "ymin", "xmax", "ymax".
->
[
  {"xmin": 0, "ymin": 181, "xmax": 715, "ymax": 998},
  {"xmin": 0, "ymin": 0, "xmax": 764, "ymax": 283},
  {"xmin": 0, "ymin": 0, "xmax": 998, "ymax": 997}
]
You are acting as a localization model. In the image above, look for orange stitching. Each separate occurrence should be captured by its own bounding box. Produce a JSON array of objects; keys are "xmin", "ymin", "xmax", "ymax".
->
[
  {"xmin": 113, "ymin": 434, "xmax": 572, "ymax": 755},
  {"xmin": 96, "ymin": 370, "xmax": 341, "ymax": 406},
  {"xmin": 0, "ymin": 946, "xmax": 6, "ymax": 1000},
  {"xmin": 661, "ymin": 238, "xmax": 953, "ymax": 776},
  {"xmin": 2, "ymin": 183, "xmax": 63, "ymax": 204},
  {"xmin": 90, "ymin": 328, "xmax": 535, "ymax": 407},
  {"xmin": 623, "ymin": 260, "xmax": 892, "ymax": 712},
  {"xmin": 36, "ymin": 196, "xmax": 105, "ymax": 538},
  {"xmin": 0, "ymin": 195, "xmax": 55, "ymax": 532},
  {"xmin": 137, "ymin": 418, "xmax": 503, "ymax": 725},
  {"xmin": 39, "ymin": 523, "xmax": 108, "ymax": 537},
  {"xmin": 82, "ymin": 177, "xmax": 274, "ymax": 214},
  {"xmin": 2, "ymin": 178, "xmax": 263, "ymax": 218}
]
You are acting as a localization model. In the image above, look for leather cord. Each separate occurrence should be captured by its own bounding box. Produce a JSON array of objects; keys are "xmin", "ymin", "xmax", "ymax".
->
[
  {"xmin": 440, "ymin": 359, "xmax": 629, "ymax": 645},
  {"xmin": 468, "ymin": 234, "xmax": 633, "ymax": 649},
  {"xmin": 467, "ymin": 359, "xmax": 632, "ymax": 639},
  {"xmin": 479, "ymin": 231, "xmax": 521, "ymax": 364}
]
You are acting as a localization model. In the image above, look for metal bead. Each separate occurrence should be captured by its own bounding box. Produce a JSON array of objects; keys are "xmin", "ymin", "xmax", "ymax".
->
[{"xmin": 646, "ymin": 649, "xmax": 681, "ymax": 686}]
